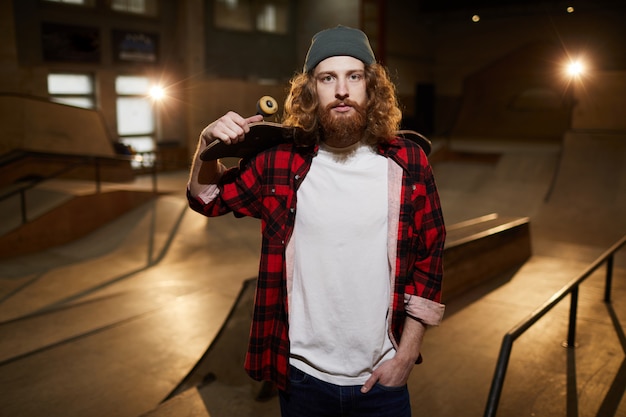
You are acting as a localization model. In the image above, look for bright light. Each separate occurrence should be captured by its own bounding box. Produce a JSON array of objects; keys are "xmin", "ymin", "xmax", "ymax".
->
[
  {"xmin": 149, "ymin": 85, "xmax": 165, "ymax": 100},
  {"xmin": 472, "ymin": 14, "xmax": 480, "ymax": 22},
  {"xmin": 566, "ymin": 60, "xmax": 585, "ymax": 77}
]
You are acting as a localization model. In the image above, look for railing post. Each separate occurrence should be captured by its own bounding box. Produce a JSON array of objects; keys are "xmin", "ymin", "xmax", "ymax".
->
[
  {"xmin": 604, "ymin": 254, "xmax": 614, "ymax": 303},
  {"xmin": 565, "ymin": 286, "xmax": 579, "ymax": 348},
  {"xmin": 484, "ymin": 334, "xmax": 514, "ymax": 417}
]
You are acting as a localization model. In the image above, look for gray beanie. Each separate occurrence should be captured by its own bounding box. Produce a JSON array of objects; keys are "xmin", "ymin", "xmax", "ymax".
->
[{"xmin": 303, "ymin": 25, "xmax": 376, "ymax": 73}]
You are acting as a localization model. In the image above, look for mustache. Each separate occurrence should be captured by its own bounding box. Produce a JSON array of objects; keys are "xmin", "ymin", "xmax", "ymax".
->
[{"xmin": 323, "ymin": 98, "xmax": 364, "ymax": 112}]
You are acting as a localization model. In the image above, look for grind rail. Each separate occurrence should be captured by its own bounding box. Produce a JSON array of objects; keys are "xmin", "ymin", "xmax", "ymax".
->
[{"xmin": 484, "ymin": 234, "xmax": 626, "ymax": 417}]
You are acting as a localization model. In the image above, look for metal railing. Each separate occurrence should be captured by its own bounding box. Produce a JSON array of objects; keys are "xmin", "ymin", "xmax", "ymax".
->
[
  {"xmin": 484, "ymin": 234, "xmax": 626, "ymax": 417},
  {"xmin": 0, "ymin": 150, "xmax": 157, "ymax": 226}
]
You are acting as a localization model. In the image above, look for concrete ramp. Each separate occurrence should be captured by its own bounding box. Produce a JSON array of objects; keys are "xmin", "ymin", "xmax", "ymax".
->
[
  {"xmin": 0, "ymin": 94, "xmax": 115, "ymax": 157},
  {"xmin": 534, "ymin": 131, "xmax": 626, "ymax": 248},
  {"xmin": 0, "ymin": 189, "xmax": 157, "ymax": 259},
  {"xmin": 433, "ymin": 143, "xmax": 561, "ymax": 225}
]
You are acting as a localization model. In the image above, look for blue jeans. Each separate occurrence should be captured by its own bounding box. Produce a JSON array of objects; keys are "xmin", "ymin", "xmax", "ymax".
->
[{"xmin": 279, "ymin": 366, "xmax": 411, "ymax": 417}]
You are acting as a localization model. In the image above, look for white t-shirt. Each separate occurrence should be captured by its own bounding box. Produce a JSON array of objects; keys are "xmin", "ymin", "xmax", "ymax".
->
[{"xmin": 289, "ymin": 144, "xmax": 395, "ymax": 385}]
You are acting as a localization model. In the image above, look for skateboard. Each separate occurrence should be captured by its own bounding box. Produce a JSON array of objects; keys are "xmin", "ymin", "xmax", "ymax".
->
[
  {"xmin": 200, "ymin": 121, "xmax": 296, "ymax": 161},
  {"xmin": 199, "ymin": 122, "xmax": 432, "ymax": 161}
]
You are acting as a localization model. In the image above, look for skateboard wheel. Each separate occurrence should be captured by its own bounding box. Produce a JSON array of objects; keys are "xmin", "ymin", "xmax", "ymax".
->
[{"xmin": 257, "ymin": 96, "xmax": 278, "ymax": 117}]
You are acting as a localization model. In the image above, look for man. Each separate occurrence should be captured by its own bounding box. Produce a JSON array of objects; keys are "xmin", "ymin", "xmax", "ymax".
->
[{"xmin": 188, "ymin": 25, "xmax": 445, "ymax": 417}]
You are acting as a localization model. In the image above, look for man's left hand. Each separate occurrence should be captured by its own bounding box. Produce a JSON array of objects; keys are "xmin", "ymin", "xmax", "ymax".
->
[{"xmin": 360, "ymin": 356, "xmax": 413, "ymax": 393}]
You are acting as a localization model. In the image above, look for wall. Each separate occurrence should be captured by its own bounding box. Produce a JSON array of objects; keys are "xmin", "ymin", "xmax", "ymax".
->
[
  {"xmin": 2, "ymin": 0, "xmax": 625, "ymax": 163},
  {"xmin": 186, "ymin": 78, "xmax": 288, "ymax": 155},
  {"xmin": 450, "ymin": 41, "xmax": 572, "ymax": 141},
  {"xmin": 0, "ymin": 1, "xmax": 19, "ymax": 94},
  {"xmin": 572, "ymin": 71, "xmax": 626, "ymax": 131},
  {"xmin": 185, "ymin": 0, "xmax": 363, "ymax": 155},
  {"xmin": 204, "ymin": 3, "xmax": 297, "ymax": 81},
  {"xmin": 418, "ymin": 3, "xmax": 626, "ymax": 136},
  {"xmin": 295, "ymin": 0, "xmax": 360, "ymax": 68},
  {"xmin": 6, "ymin": 0, "xmax": 187, "ymax": 153}
]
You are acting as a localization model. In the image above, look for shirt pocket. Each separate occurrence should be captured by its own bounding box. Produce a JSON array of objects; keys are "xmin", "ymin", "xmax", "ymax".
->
[{"xmin": 261, "ymin": 184, "xmax": 291, "ymax": 241}]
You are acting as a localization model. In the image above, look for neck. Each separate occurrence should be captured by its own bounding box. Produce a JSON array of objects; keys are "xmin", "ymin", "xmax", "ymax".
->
[
  {"xmin": 321, "ymin": 138, "xmax": 362, "ymax": 152},
  {"xmin": 320, "ymin": 139, "xmax": 365, "ymax": 162}
]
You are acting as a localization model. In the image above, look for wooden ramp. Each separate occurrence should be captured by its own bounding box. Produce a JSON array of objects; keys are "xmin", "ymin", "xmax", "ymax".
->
[
  {"xmin": 0, "ymin": 189, "xmax": 157, "ymax": 259},
  {"xmin": 443, "ymin": 213, "xmax": 531, "ymax": 301}
]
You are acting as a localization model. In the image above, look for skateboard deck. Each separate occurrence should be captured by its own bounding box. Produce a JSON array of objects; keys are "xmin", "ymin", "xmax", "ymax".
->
[
  {"xmin": 200, "ymin": 122, "xmax": 297, "ymax": 161},
  {"xmin": 200, "ymin": 122, "xmax": 432, "ymax": 161},
  {"xmin": 396, "ymin": 130, "xmax": 432, "ymax": 156}
]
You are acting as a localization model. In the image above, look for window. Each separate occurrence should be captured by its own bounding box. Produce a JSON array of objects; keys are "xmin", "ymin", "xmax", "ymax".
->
[
  {"xmin": 47, "ymin": 73, "xmax": 95, "ymax": 109},
  {"xmin": 111, "ymin": 0, "xmax": 158, "ymax": 16},
  {"xmin": 214, "ymin": 0, "xmax": 288, "ymax": 34},
  {"xmin": 115, "ymin": 75, "xmax": 156, "ymax": 167},
  {"xmin": 42, "ymin": 0, "xmax": 95, "ymax": 6}
]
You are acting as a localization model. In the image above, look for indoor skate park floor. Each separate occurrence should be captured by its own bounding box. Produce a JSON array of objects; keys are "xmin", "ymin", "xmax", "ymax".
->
[{"xmin": 1, "ymin": 134, "xmax": 625, "ymax": 417}]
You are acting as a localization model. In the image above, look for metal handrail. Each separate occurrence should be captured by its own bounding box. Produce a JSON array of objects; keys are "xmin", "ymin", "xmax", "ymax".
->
[
  {"xmin": 0, "ymin": 149, "xmax": 157, "ymax": 226},
  {"xmin": 484, "ymin": 234, "xmax": 626, "ymax": 417}
]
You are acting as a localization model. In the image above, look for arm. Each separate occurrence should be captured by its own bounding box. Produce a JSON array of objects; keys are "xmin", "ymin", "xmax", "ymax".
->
[
  {"xmin": 188, "ymin": 112, "xmax": 263, "ymax": 197},
  {"xmin": 360, "ymin": 147, "xmax": 445, "ymax": 393},
  {"xmin": 361, "ymin": 317, "xmax": 425, "ymax": 393}
]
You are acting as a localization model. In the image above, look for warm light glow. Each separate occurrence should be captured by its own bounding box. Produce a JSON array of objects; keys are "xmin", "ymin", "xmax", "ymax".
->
[
  {"xmin": 566, "ymin": 60, "xmax": 585, "ymax": 77},
  {"xmin": 566, "ymin": 6, "xmax": 574, "ymax": 13},
  {"xmin": 149, "ymin": 85, "xmax": 165, "ymax": 100},
  {"xmin": 472, "ymin": 14, "xmax": 480, "ymax": 22}
]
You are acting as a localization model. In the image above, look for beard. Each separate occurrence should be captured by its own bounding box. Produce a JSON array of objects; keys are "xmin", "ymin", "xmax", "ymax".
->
[{"xmin": 318, "ymin": 99, "xmax": 367, "ymax": 150}]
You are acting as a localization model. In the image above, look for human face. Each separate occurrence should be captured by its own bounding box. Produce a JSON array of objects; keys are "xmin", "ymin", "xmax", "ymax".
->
[{"xmin": 314, "ymin": 56, "xmax": 367, "ymax": 118}]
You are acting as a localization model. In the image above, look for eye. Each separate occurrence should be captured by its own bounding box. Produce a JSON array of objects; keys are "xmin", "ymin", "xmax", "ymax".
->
[
  {"xmin": 349, "ymin": 72, "xmax": 364, "ymax": 81},
  {"xmin": 319, "ymin": 74, "xmax": 335, "ymax": 83}
]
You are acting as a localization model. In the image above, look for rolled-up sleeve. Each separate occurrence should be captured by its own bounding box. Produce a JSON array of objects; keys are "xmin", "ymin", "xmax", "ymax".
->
[{"xmin": 404, "ymin": 294, "xmax": 445, "ymax": 326}]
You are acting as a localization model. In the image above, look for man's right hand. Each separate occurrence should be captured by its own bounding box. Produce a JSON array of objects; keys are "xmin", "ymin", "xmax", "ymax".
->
[
  {"xmin": 189, "ymin": 112, "xmax": 264, "ymax": 196},
  {"xmin": 201, "ymin": 112, "xmax": 264, "ymax": 146}
]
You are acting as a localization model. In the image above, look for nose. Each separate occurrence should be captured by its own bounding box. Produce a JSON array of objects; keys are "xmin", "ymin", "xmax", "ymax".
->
[{"xmin": 335, "ymin": 78, "xmax": 349, "ymax": 100}]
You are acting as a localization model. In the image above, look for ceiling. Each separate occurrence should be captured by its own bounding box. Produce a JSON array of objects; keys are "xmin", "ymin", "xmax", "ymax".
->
[{"xmin": 417, "ymin": 0, "xmax": 626, "ymax": 13}]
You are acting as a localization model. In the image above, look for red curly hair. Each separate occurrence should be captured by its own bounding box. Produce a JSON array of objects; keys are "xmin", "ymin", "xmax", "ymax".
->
[{"xmin": 282, "ymin": 63, "xmax": 402, "ymax": 146}]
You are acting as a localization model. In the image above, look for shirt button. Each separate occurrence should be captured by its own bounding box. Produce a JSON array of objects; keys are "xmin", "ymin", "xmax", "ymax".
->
[
  {"xmin": 295, "ymin": 174, "xmax": 300, "ymax": 180},
  {"xmin": 271, "ymin": 188, "xmax": 276, "ymax": 193},
  {"xmin": 290, "ymin": 208, "xmax": 295, "ymax": 213}
]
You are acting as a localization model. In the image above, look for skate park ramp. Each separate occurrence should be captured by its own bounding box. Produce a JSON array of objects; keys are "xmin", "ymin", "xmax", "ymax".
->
[
  {"xmin": 0, "ymin": 126, "xmax": 623, "ymax": 417},
  {"xmin": 1, "ymin": 59, "xmax": 626, "ymax": 417},
  {"xmin": 0, "ymin": 173, "xmax": 265, "ymax": 417},
  {"xmin": 439, "ymin": 40, "xmax": 626, "ymax": 253},
  {"xmin": 0, "ymin": 94, "xmax": 115, "ymax": 157},
  {"xmin": 533, "ymin": 131, "xmax": 626, "ymax": 249}
]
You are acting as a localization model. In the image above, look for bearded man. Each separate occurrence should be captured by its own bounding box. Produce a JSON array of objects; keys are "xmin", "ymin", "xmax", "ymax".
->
[{"xmin": 187, "ymin": 25, "xmax": 446, "ymax": 417}]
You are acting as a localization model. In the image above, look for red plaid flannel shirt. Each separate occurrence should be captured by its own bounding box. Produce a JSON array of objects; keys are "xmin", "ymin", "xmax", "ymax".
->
[{"xmin": 188, "ymin": 137, "xmax": 445, "ymax": 391}]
